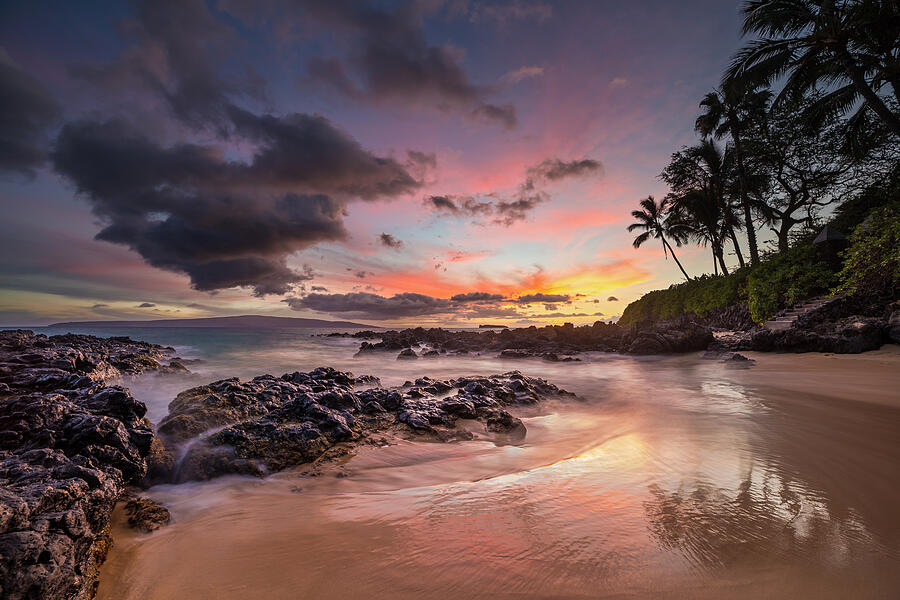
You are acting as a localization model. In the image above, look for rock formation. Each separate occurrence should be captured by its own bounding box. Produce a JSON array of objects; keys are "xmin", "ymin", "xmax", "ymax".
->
[
  {"xmin": 153, "ymin": 368, "xmax": 574, "ymax": 483},
  {"xmin": 0, "ymin": 330, "xmax": 184, "ymax": 600}
]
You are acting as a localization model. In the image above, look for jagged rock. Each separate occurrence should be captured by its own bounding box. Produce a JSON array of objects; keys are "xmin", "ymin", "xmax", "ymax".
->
[
  {"xmin": 123, "ymin": 496, "xmax": 170, "ymax": 533},
  {"xmin": 889, "ymin": 310, "xmax": 900, "ymax": 344},
  {"xmin": 723, "ymin": 353, "xmax": 755, "ymax": 366},
  {"xmin": 153, "ymin": 369, "xmax": 574, "ymax": 483},
  {"xmin": 625, "ymin": 320, "xmax": 713, "ymax": 355},
  {"xmin": 397, "ymin": 348, "xmax": 418, "ymax": 360},
  {"xmin": 716, "ymin": 315, "xmax": 886, "ymax": 354},
  {"xmin": 0, "ymin": 330, "xmax": 185, "ymax": 396},
  {"xmin": 0, "ymin": 330, "xmax": 183, "ymax": 600},
  {"xmin": 0, "ymin": 388, "xmax": 153, "ymax": 600}
]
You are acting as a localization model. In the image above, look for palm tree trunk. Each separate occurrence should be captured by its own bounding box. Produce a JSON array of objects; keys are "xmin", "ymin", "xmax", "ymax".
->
[
  {"xmin": 715, "ymin": 241, "xmax": 729, "ymax": 276},
  {"xmin": 730, "ymin": 125, "xmax": 759, "ymax": 265},
  {"xmin": 662, "ymin": 238, "xmax": 691, "ymax": 281},
  {"xmin": 836, "ymin": 46, "xmax": 900, "ymax": 135},
  {"xmin": 727, "ymin": 226, "xmax": 745, "ymax": 268}
]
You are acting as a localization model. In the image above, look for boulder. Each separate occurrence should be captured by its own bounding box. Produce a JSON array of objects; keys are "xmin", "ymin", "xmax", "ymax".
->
[
  {"xmin": 887, "ymin": 310, "xmax": 900, "ymax": 344},
  {"xmin": 397, "ymin": 348, "xmax": 418, "ymax": 360},
  {"xmin": 123, "ymin": 496, "xmax": 170, "ymax": 533}
]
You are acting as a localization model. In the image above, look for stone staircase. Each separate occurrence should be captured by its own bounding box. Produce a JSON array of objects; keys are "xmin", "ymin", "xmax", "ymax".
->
[{"xmin": 763, "ymin": 296, "xmax": 832, "ymax": 331}]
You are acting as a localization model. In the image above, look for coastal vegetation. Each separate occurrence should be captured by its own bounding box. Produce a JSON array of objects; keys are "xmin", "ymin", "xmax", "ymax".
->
[{"xmin": 623, "ymin": 0, "xmax": 900, "ymax": 325}]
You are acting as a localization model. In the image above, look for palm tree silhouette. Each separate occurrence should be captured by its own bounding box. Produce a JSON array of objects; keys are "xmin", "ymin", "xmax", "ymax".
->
[
  {"xmin": 628, "ymin": 196, "xmax": 692, "ymax": 281},
  {"xmin": 725, "ymin": 0, "xmax": 900, "ymax": 136},
  {"xmin": 696, "ymin": 85, "xmax": 771, "ymax": 266}
]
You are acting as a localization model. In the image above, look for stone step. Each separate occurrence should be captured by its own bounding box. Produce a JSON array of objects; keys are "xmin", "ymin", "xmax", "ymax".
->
[{"xmin": 767, "ymin": 295, "xmax": 835, "ymax": 330}]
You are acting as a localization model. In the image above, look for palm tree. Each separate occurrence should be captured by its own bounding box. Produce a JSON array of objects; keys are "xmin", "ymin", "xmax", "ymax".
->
[
  {"xmin": 725, "ymin": 0, "xmax": 900, "ymax": 136},
  {"xmin": 669, "ymin": 190, "xmax": 732, "ymax": 276},
  {"xmin": 628, "ymin": 196, "xmax": 692, "ymax": 281},
  {"xmin": 695, "ymin": 85, "xmax": 771, "ymax": 266},
  {"xmin": 661, "ymin": 141, "xmax": 746, "ymax": 272}
]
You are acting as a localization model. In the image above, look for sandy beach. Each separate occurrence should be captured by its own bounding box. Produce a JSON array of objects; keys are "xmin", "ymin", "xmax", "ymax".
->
[{"xmin": 96, "ymin": 349, "xmax": 900, "ymax": 600}]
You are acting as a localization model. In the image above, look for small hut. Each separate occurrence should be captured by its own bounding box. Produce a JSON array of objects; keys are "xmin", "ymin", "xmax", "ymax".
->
[{"xmin": 813, "ymin": 225, "xmax": 848, "ymax": 269}]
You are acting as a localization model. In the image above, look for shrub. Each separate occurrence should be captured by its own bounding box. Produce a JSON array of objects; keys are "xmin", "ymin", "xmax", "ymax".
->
[
  {"xmin": 620, "ymin": 245, "xmax": 836, "ymax": 325},
  {"xmin": 746, "ymin": 244, "xmax": 836, "ymax": 323},
  {"xmin": 618, "ymin": 271, "xmax": 748, "ymax": 325},
  {"xmin": 835, "ymin": 201, "xmax": 900, "ymax": 298}
]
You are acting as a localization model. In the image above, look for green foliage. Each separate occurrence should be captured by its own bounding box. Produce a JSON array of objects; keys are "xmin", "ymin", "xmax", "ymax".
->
[
  {"xmin": 618, "ymin": 271, "xmax": 748, "ymax": 325},
  {"xmin": 619, "ymin": 244, "xmax": 838, "ymax": 325},
  {"xmin": 835, "ymin": 202, "xmax": 900, "ymax": 298},
  {"xmin": 746, "ymin": 245, "xmax": 837, "ymax": 323}
]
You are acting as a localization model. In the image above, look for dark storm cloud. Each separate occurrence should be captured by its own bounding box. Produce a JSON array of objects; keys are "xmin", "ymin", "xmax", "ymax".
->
[
  {"xmin": 427, "ymin": 156, "xmax": 602, "ymax": 225},
  {"xmin": 512, "ymin": 293, "xmax": 570, "ymax": 304},
  {"xmin": 449, "ymin": 292, "xmax": 505, "ymax": 303},
  {"xmin": 298, "ymin": 0, "xmax": 516, "ymax": 128},
  {"xmin": 607, "ymin": 296, "xmax": 619, "ymax": 302},
  {"xmin": 286, "ymin": 290, "xmax": 527, "ymax": 320},
  {"xmin": 379, "ymin": 233, "xmax": 403, "ymax": 248},
  {"xmin": 527, "ymin": 158, "xmax": 603, "ymax": 181},
  {"xmin": 52, "ymin": 116, "xmax": 421, "ymax": 295},
  {"xmin": 74, "ymin": 0, "xmax": 253, "ymax": 128},
  {"xmin": 0, "ymin": 48, "xmax": 59, "ymax": 176},
  {"xmin": 286, "ymin": 292, "xmax": 453, "ymax": 318}
]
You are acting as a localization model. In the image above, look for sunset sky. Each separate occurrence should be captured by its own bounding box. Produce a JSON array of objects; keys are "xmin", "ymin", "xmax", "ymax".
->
[{"xmin": 0, "ymin": 0, "xmax": 747, "ymax": 326}]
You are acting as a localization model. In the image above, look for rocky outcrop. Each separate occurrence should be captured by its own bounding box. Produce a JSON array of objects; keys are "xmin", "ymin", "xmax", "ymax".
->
[
  {"xmin": 353, "ymin": 322, "xmax": 624, "ymax": 356},
  {"xmin": 153, "ymin": 368, "xmax": 574, "ymax": 483},
  {"xmin": 0, "ymin": 330, "xmax": 185, "ymax": 395},
  {"xmin": 623, "ymin": 318, "xmax": 714, "ymax": 355},
  {"xmin": 351, "ymin": 320, "xmax": 715, "ymax": 357},
  {"xmin": 0, "ymin": 331, "xmax": 184, "ymax": 600},
  {"xmin": 713, "ymin": 315, "xmax": 888, "ymax": 354}
]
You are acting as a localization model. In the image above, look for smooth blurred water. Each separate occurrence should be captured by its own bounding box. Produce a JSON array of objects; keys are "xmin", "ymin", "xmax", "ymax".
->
[{"xmin": 32, "ymin": 326, "xmax": 899, "ymax": 599}]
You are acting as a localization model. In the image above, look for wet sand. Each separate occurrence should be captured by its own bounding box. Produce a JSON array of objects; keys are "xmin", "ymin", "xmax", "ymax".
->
[{"xmin": 98, "ymin": 348, "xmax": 900, "ymax": 599}]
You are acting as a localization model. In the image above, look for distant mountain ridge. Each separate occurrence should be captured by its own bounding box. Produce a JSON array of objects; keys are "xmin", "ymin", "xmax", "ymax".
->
[{"xmin": 48, "ymin": 315, "xmax": 378, "ymax": 329}]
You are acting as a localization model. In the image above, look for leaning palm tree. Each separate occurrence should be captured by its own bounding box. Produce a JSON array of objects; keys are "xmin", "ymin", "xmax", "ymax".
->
[
  {"xmin": 724, "ymin": 0, "xmax": 900, "ymax": 136},
  {"xmin": 695, "ymin": 84, "xmax": 771, "ymax": 266},
  {"xmin": 628, "ymin": 196, "xmax": 692, "ymax": 281}
]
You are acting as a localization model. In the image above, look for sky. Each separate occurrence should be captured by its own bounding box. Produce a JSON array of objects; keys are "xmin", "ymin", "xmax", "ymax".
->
[{"xmin": 0, "ymin": 0, "xmax": 748, "ymax": 327}]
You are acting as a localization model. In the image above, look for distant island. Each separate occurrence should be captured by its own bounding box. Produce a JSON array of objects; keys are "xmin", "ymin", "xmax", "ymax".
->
[
  {"xmin": 478, "ymin": 324, "xmax": 509, "ymax": 329},
  {"xmin": 48, "ymin": 315, "xmax": 378, "ymax": 329}
]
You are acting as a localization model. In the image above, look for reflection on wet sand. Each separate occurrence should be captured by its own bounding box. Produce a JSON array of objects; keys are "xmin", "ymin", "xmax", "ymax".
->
[{"xmin": 98, "ymin": 348, "xmax": 900, "ymax": 600}]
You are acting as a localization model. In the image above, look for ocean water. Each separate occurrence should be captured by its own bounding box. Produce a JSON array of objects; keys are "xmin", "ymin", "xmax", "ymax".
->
[{"xmin": 23, "ymin": 326, "xmax": 900, "ymax": 599}]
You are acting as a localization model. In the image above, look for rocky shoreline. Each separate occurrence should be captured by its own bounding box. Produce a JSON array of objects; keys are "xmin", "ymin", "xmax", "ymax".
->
[
  {"xmin": 0, "ymin": 330, "xmax": 576, "ymax": 600},
  {"xmin": 2, "ymin": 306, "xmax": 898, "ymax": 599}
]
